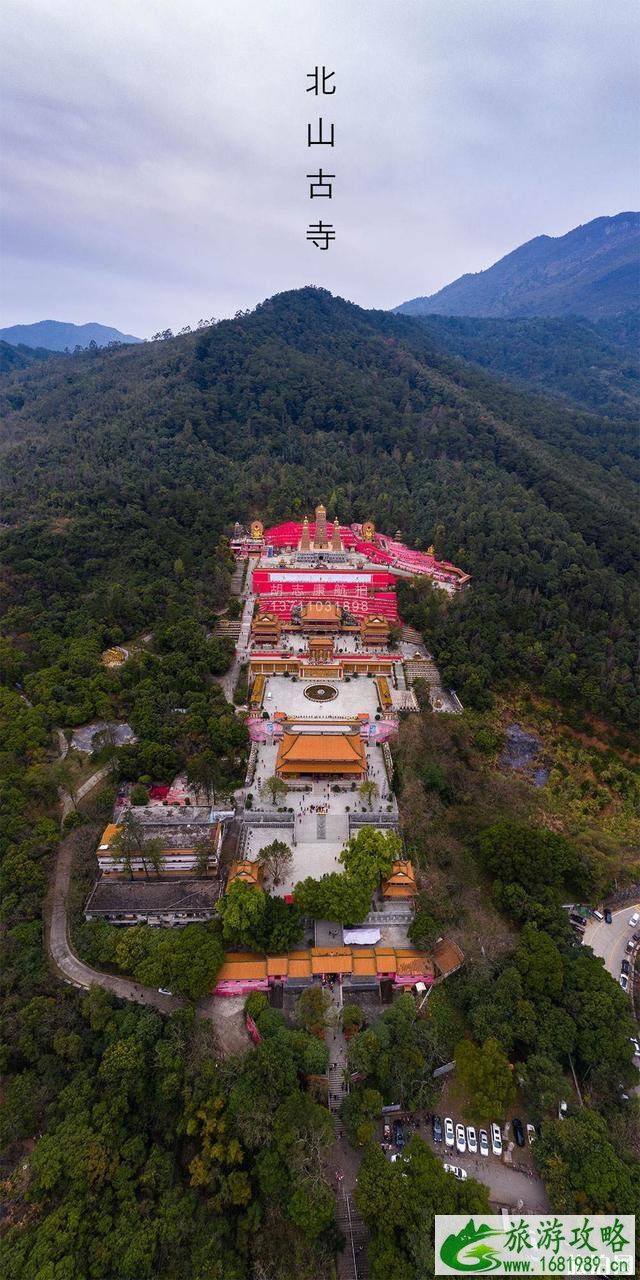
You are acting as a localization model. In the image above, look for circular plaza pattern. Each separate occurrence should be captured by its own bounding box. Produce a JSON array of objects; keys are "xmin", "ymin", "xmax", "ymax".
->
[{"xmin": 304, "ymin": 683, "xmax": 339, "ymax": 703}]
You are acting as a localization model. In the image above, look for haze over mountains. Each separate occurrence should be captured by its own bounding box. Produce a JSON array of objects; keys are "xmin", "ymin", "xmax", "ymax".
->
[
  {"xmin": 396, "ymin": 213, "xmax": 639, "ymax": 320},
  {"xmin": 0, "ymin": 319, "xmax": 142, "ymax": 352}
]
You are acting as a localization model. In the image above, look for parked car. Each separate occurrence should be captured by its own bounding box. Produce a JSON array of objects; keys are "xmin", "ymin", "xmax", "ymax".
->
[
  {"xmin": 558, "ymin": 1100, "xmax": 568, "ymax": 1120},
  {"xmin": 591, "ymin": 909, "xmax": 604, "ymax": 921},
  {"xmin": 526, "ymin": 1123, "xmax": 536, "ymax": 1145},
  {"xmin": 604, "ymin": 908, "xmax": 612, "ymax": 924},
  {"xmin": 466, "ymin": 1126, "xmax": 477, "ymax": 1154},
  {"xmin": 490, "ymin": 1123, "xmax": 502, "ymax": 1156},
  {"xmin": 455, "ymin": 1124, "xmax": 466, "ymax": 1155},
  {"xmin": 632, "ymin": 932, "xmax": 640, "ymax": 942},
  {"xmin": 443, "ymin": 1163, "xmax": 467, "ymax": 1181},
  {"xmin": 626, "ymin": 939, "xmax": 635, "ymax": 952},
  {"xmin": 391, "ymin": 1153, "xmax": 407, "ymax": 1163},
  {"xmin": 512, "ymin": 1118, "xmax": 525, "ymax": 1147},
  {"xmin": 158, "ymin": 988, "xmax": 173, "ymax": 996},
  {"xmin": 394, "ymin": 1121, "xmax": 405, "ymax": 1149},
  {"xmin": 383, "ymin": 1123, "xmax": 391, "ymax": 1141},
  {"xmin": 432, "ymin": 1115, "xmax": 443, "ymax": 1144},
  {"xmin": 479, "ymin": 1129, "xmax": 489, "ymax": 1157},
  {"xmin": 620, "ymin": 973, "xmax": 629, "ymax": 992},
  {"xmin": 629, "ymin": 912, "xmax": 640, "ymax": 929},
  {"xmin": 444, "ymin": 1117, "xmax": 455, "ymax": 1148},
  {"xmin": 621, "ymin": 959, "xmax": 630, "ymax": 975},
  {"xmin": 629, "ymin": 1037, "xmax": 640, "ymax": 1057}
]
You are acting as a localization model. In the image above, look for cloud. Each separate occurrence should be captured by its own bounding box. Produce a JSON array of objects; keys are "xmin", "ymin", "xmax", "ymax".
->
[{"xmin": 1, "ymin": 0, "xmax": 637, "ymax": 333}]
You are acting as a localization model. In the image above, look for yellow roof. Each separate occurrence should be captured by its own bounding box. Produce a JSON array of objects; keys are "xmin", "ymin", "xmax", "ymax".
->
[
  {"xmin": 227, "ymin": 861, "xmax": 262, "ymax": 889},
  {"xmin": 277, "ymin": 732, "xmax": 366, "ymax": 775},
  {"xmin": 98, "ymin": 823, "xmax": 120, "ymax": 849},
  {"xmin": 382, "ymin": 861, "xmax": 417, "ymax": 898},
  {"xmin": 215, "ymin": 945, "xmax": 435, "ymax": 982}
]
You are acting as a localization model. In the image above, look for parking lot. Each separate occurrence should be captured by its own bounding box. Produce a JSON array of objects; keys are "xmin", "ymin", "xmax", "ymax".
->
[{"xmin": 381, "ymin": 1105, "xmax": 549, "ymax": 1212}]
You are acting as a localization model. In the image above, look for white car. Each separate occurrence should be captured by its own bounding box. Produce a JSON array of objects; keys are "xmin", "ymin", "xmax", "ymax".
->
[
  {"xmin": 158, "ymin": 988, "xmax": 173, "ymax": 996},
  {"xmin": 526, "ymin": 1123, "xmax": 536, "ymax": 1145},
  {"xmin": 629, "ymin": 912, "xmax": 640, "ymax": 929},
  {"xmin": 629, "ymin": 1037, "xmax": 640, "ymax": 1057},
  {"xmin": 455, "ymin": 1124, "xmax": 466, "ymax": 1155},
  {"xmin": 620, "ymin": 973, "xmax": 629, "ymax": 992},
  {"xmin": 491, "ymin": 1122, "xmax": 502, "ymax": 1156},
  {"xmin": 444, "ymin": 1163, "xmax": 468, "ymax": 1180},
  {"xmin": 466, "ymin": 1125, "xmax": 477, "ymax": 1154},
  {"xmin": 479, "ymin": 1129, "xmax": 489, "ymax": 1157},
  {"xmin": 444, "ymin": 1117, "xmax": 455, "ymax": 1148}
]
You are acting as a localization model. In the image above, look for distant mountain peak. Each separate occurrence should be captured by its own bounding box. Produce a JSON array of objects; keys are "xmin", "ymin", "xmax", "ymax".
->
[
  {"xmin": 0, "ymin": 319, "xmax": 142, "ymax": 352},
  {"xmin": 395, "ymin": 212, "xmax": 640, "ymax": 320}
]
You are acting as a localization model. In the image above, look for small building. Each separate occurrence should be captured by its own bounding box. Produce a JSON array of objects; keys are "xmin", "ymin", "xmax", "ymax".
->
[
  {"xmin": 382, "ymin": 861, "xmax": 417, "ymax": 899},
  {"xmin": 97, "ymin": 811, "xmax": 224, "ymax": 878},
  {"xmin": 84, "ymin": 877, "xmax": 220, "ymax": 926},
  {"xmin": 300, "ymin": 601, "xmax": 342, "ymax": 632},
  {"xmin": 227, "ymin": 860, "xmax": 263, "ymax": 890},
  {"xmin": 251, "ymin": 611, "xmax": 282, "ymax": 645},
  {"xmin": 307, "ymin": 635, "xmax": 334, "ymax": 664},
  {"xmin": 360, "ymin": 615, "xmax": 390, "ymax": 647},
  {"xmin": 276, "ymin": 731, "xmax": 367, "ymax": 779}
]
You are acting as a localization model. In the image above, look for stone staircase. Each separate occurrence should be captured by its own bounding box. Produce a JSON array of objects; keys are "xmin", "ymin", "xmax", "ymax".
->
[{"xmin": 336, "ymin": 1190, "xmax": 369, "ymax": 1280}]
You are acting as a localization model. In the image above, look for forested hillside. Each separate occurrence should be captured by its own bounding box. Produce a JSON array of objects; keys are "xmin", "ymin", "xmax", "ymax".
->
[
  {"xmin": 1, "ymin": 286, "xmax": 637, "ymax": 730},
  {"xmin": 414, "ymin": 313, "xmax": 640, "ymax": 420}
]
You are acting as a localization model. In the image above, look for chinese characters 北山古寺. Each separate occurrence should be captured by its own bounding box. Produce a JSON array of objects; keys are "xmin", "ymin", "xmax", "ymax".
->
[{"xmin": 306, "ymin": 66, "xmax": 335, "ymax": 249}]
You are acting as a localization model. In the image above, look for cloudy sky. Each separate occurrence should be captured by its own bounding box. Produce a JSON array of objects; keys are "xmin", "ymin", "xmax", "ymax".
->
[{"xmin": 1, "ymin": 0, "xmax": 637, "ymax": 336}]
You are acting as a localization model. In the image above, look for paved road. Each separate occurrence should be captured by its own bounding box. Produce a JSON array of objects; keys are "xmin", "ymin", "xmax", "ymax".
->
[
  {"xmin": 583, "ymin": 903, "xmax": 640, "ymax": 980},
  {"xmin": 218, "ymin": 557, "xmax": 257, "ymax": 701},
  {"xmin": 47, "ymin": 829, "xmax": 182, "ymax": 1014},
  {"xmin": 59, "ymin": 763, "xmax": 112, "ymax": 818}
]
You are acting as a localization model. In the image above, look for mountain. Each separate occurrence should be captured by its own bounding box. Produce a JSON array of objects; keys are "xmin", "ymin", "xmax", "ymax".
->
[
  {"xmin": 0, "ymin": 339, "xmax": 56, "ymax": 374},
  {"xmin": 411, "ymin": 314, "xmax": 640, "ymax": 420},
  {"xmin": 396, "ymin": 213, "xmax": 640, "ymax": 319},
  {"xmin": 0, "ymin": 287, "xmax": 637, "ymax": 730},
  {"xmin": 0, "ymin": 319, "xmax": 142, "ymax": 351}
]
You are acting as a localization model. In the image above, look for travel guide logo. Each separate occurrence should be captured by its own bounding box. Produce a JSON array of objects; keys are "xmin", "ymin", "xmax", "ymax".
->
[{"xmin": 435, "ymin": 1216, "xmax": 635, "ymax": 1275}]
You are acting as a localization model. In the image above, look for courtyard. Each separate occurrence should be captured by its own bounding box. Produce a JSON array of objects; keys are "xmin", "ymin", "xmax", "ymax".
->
[{"xmin": 261, "ymin": 674, "xmax": 383, "ymax": 720}]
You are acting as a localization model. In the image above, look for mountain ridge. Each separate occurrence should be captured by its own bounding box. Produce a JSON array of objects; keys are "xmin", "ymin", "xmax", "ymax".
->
[
  {"xmin": 396, "ymin": 212, "xmax": 640, "ymax": 320},
  {"xmin": 0, "ymin": 286, "xmax": 637, "ymax": 729},
  {"xmin": 0, "ymin": 319, "xmax": 142, "ymax": 351}
]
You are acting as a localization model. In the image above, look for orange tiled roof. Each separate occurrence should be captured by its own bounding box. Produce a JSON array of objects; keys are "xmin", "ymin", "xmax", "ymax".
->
[
  {"xmin": 227, "ymin": 861, "xmax": 262, "ymax": 889},
  {"xmin": 301, "ymin": 601, "xmax": 341, "ymax": 620},
  {"xmin": 382, "ymin": 861, "xmax": 417, "ymax": 898},
  {"xmin": 215, "ymin": 945, "xmax": 435, "ymax": 983},
  {"xmin": 277, "ymin": 732, "xmax": 366, "ymax": 775},
  {"xmin": 98, "ymin": 823, "xmax": 120, "ymax": 849}
]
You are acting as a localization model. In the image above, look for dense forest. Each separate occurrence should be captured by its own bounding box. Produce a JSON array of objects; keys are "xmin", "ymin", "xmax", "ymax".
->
[
  {"xmin": 414, "ymin": 312, "xmax": 640, "ymax": 420},
  {"xmin": 1, "ymin": 286, "xmax": 637, "ymax": 731},
  {"xmin": 1, "ymin": 287, "xmax": 639, "ymax": 1276}
]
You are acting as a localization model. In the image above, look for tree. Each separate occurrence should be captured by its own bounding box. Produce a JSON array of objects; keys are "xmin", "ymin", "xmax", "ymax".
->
[
  {"xmin": 294, "ymin": 872, "xmax": 372, "ymax": 924},
  {"xmin": 144, "ymin": 838, "xmax": 165, "ymax": 879},
  {"xmin": 455, "ymin": 1038, "xmax": 516, "ymax": 1122},
  {"xmin": 408, "ymin": 909, "xmax": 440, "ymax": 951},
  {"xmin": 217, "ymin": 881, "xmax": 266, "ymax": 949},
  {"xmin": 535, "ymin": 1111, "xmax": 637, "ymax": 1213},
  {"xmin": 193, "ymin": 836, "xmax": 216, "ymax": 878},
  {"xmin": 339, "ymin": 826, "xmax": 401, "ymax": 889},
  {"xmin": 296, "ymin": 985, "xmax": 331, "ymax": 1036},
  {"xmin": 110, "ymin": 808, "xmax": 150, "ymax": 877},
  {"xmin": 518, "ymin": 1053, "xmax": 568, "ymax": 1122},
  {"xmin": 261, "ymin": 775, "xmax": 288, "ymax": 805},
  {"xmin": 257, "ymin": 839, "xmax": 294, "ymax": 887},
  {"xmin": 187, "ymin": 751, "xmax": 218, "ymax": 804},
  {"xmin": 515, "ymin": 924, "xmax": 564, "ymax": 1000},
  {"xmin": 358, "ymin": 779, "xmax": 379, "ymax": 810}
]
